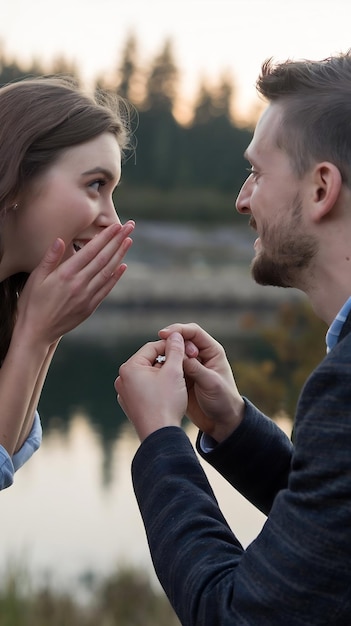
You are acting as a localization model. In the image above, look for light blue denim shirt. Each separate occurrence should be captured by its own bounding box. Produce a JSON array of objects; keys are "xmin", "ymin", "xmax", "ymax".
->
[
  {"xmin": 326, "ymin": 296, "xmax": 351, "ymax": 352},
  {"xmin": 0, "ymin": 411, "xmax": 42, "ymax": 490}
]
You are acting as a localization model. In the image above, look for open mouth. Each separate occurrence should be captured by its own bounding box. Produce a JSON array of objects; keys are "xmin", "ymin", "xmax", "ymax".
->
[{"xmin": 73, "ymin": 240, "xmax": 88, "ymax": 252}]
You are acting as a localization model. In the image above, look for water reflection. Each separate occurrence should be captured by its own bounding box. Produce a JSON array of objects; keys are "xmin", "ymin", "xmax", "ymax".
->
[
  {"xmin": 38, "ymin": 337, "xmax": 146, "ymax": 485},
  {"xmin": 1, "ymin": 413, "xmax": 154, "ymax": 599},
  {"xmin": 2, "ymin": 410, "xmax": 284, "ymax": 600}
]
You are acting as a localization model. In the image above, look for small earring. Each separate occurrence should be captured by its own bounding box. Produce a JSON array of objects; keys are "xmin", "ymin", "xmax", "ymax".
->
[{"xmin": 4, "ymin": 202, "xmax": 19, "ymax": 213}]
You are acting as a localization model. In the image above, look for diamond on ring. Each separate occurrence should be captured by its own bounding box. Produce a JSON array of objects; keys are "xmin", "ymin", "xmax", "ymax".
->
[{"xmin": 155, "ymin": 355, "xmax": 166, "ymax": 364}]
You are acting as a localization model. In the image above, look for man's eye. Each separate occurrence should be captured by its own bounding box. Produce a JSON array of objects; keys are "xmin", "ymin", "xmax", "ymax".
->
[
  {"xmin": 246, "ymin": 167, "xmax": 259, "ymax": 181},
  {"xmin": 89, "ymin": 179, "xmax": 106, "ymax": 191}
]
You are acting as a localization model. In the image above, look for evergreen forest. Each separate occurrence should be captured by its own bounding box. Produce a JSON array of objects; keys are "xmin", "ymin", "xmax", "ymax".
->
[{"xmin": 0, "ymin": 34, "xmax": 256, "ymax": 222}]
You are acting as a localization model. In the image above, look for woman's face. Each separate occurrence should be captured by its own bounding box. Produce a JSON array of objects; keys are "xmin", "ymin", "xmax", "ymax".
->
[{"xmin": 1, "ymin": 132, "xmax": 122, "ymax": 277}]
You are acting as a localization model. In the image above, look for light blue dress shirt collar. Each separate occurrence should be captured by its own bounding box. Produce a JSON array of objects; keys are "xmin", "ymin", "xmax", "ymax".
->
[{"xmin": 326, "ymin": 296, "xmax": 351, "ymax": 353}]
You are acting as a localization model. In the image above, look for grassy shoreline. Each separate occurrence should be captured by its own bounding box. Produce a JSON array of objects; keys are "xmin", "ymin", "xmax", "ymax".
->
[{"xmin": 0, "ymin": 564, "xmax": 180, "ymax": 625}]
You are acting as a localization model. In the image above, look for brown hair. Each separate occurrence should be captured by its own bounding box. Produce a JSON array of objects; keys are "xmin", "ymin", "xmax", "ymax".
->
[
  {"xmin": 256, "ymin": 52, "xmax": 351, "ymax": 184},
  {"xmin": 0, "ymin": 75, "xmax": 132, "ymax": 362}
]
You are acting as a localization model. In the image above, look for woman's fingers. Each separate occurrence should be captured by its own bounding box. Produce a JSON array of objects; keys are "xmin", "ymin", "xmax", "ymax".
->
[
  {"xmin": 159, "ymin": 322, "xmax": 224, "ymax": 363},
  {"xmin": 50, "ymin": 221, "xmax": 134, "ymax": 308},
  {"xmin": 60, "ymin": 221, "xmax": 135, "ymax": 280},
  {"xmin": 159, "ymin": 322, "xmax": 212, "ymax": 348},
  {"xmin": 17, "ymin": 221, "xmax": 135, "ymax": 342}
]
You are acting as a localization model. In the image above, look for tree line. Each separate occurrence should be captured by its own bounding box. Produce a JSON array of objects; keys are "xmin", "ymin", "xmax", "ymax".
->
[{"xmin": 0, "ymin": 35, "xmax": 256, "ymax": 221}]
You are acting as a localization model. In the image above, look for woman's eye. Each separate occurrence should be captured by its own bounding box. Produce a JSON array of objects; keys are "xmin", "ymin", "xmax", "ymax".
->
[{"xmin": 89, "ymin": 179, "xmax": 106, "ymax": 192}]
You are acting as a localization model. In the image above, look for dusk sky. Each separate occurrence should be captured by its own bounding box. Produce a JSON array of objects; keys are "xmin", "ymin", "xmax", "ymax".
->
[{"xmin": 1, "ymin": 0, "xmax": 351, "ymax": 122}]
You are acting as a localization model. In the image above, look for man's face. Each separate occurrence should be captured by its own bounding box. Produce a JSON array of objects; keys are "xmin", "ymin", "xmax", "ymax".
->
[{"xmin": 236, "ymin": 103, "xmax": 318, "ymax": 289}]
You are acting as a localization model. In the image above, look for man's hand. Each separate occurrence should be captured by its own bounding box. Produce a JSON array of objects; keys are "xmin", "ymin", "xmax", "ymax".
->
[
  {"xmin": 115, "ymin": 332, "xmax": 188, "ymax": 442},
  {"xmin": 159, "ymin": 323, "xmax": 245, "ymax": 443}
]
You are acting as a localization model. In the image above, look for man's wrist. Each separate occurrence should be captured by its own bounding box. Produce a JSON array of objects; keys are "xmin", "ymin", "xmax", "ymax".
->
[{"xmin": 208, "ymin": 399, "xmax": 245, "ymax": 444}]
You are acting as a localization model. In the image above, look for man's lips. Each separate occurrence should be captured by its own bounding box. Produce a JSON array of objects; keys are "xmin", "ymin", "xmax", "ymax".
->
[
  {"xmin": 249, "ymin": 216, "xmax": 257, "ymax": 230},
  {"xmin": 254, "ymin": 237, "xmax": 261, "ymax": 251}
]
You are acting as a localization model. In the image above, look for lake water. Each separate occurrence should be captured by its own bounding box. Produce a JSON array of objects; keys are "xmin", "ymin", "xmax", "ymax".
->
[
  {"xmin": 1, "ymin": 409, "xmax": 275, "ymax": 600},
  {"xmin": 1, "ymin": 222, "xmax": 295, "ymax": 602},
  {"xmin": 1, "ymin": 322, "xmax": 293, "ymax": 604}
]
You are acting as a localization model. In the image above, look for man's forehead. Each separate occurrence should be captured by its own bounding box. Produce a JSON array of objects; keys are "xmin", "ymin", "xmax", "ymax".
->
[{"xmin": 245, "ymin": 103, "xmax": 282, "ymax": 161}]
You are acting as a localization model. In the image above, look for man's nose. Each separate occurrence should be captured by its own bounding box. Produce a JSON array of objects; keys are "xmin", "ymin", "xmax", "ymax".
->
[{"xmin": 235, "ymin": 177, "xmax": 252, "ymax": 214}]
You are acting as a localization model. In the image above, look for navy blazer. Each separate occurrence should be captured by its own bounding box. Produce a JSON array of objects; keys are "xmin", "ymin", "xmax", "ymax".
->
[{"xmin": 132, "ymin": 318, "xmax": 351, "ymax": 625}]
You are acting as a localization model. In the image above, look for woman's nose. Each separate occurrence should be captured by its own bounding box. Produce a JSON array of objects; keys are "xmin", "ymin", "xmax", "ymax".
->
[{"xmin": 97, "ymin": 198, "xmax": 121, "ymax": 226}]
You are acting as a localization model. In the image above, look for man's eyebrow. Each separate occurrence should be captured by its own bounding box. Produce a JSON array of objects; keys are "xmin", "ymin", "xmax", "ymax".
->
[
  {"xmin": 244, "ymin": 149, "xmax": 259, "ymax": 168},
  {"xmin": 81, "ymin": 167, "xmax": 115, "ymax": 180}
]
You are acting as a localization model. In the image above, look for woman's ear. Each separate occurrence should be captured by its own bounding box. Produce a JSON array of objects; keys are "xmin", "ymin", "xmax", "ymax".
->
[{"xmin": 310, "ymin": 162, "xmax": 342, "ymax": 222}]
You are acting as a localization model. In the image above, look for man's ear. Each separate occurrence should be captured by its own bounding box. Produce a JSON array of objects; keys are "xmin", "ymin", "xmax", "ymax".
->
[{"xmin": 310, "ymin": 162, "xmax": 343, "ymax": 222}]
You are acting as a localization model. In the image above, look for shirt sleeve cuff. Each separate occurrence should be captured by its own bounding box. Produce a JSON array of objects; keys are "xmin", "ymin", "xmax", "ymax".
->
[
  {"xmin": 12, "ymin": 410, "xmax": 42, "ymax": 471},
  {"xmin": 0, "ymin": 448, "xmax": 15, "ymax": 490}
]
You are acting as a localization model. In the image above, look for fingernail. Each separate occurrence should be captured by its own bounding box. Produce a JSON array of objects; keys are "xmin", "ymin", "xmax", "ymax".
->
[
  {"xmin": 170, "ymin": 332, "xmax": 183, "ymax": 343},
  {"xmin": 186, "ymin": 342, "xmax": 198, "ymax": 356},
  {"xmin": 52, "ymin": 238, "xmax": 61, "ymax": 251}
]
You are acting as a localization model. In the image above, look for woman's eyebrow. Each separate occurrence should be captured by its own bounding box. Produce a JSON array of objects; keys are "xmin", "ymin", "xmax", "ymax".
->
[{"xmin": 81, "ymin": 166, "xmax": 115, "ymax": 180}]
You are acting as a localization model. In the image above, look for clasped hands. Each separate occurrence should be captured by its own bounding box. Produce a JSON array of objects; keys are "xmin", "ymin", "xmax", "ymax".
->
[{"xmin": 115, "ymin": 323, "xmax": 245, "ymax": 444}]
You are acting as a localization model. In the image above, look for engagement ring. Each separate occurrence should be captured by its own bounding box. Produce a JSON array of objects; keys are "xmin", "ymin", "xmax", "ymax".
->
[{"xmin": 155, "ymin": 355, "xmax": 166, "ymax": 364}]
